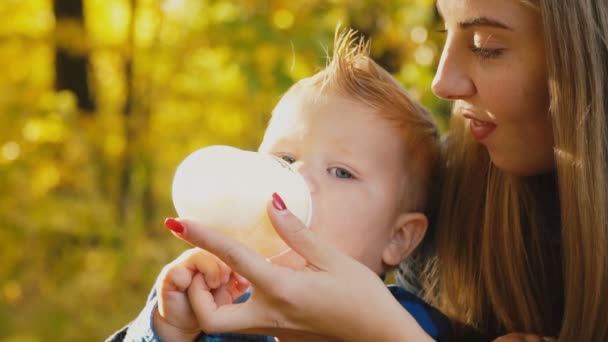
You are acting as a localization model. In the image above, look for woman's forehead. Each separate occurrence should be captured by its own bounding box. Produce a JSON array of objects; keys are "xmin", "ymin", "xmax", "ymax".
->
[{"xmin": 437, "ymin": 0, "xmax": 538, "ymax": 29}]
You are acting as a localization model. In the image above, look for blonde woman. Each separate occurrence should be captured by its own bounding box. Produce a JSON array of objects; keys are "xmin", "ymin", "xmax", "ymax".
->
[
  {"xmin": 111, "ymin": 0, "xmax": 607, "ymax": 341},
  {"xmin": 410, "ymin": 0, "xmax": 608, "ymax": 339}
]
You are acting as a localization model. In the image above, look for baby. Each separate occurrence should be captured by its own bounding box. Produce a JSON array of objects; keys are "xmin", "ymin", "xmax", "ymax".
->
[{"xmin": 109, "ymin": 28, "xmax": 449, "ymax": 342}]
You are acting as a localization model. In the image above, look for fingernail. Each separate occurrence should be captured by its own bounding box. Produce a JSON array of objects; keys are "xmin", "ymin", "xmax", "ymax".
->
[
  {"xmin": 164, "ymin": 217, "xmax": 184, "ymax": 234},
  {"xmin": 234, "ymin": 272, "xmax": 248, "ymax": 284},
  {"xmin": 272, "ymin": 192, "xmax": 287, "ymax": 211}
]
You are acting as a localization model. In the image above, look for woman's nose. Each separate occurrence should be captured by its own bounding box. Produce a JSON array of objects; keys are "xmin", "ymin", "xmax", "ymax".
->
[{"xmin": 431, "ymin": 39, "xmax": 476, "ymax": 100}]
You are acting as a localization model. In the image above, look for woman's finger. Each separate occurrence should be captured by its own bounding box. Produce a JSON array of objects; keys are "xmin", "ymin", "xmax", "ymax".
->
[
  {"xmin": 165, "ymin": 217, "xmax": 278, "ymax": 290},
  {"xmin": 265, "ymin": 198, "xmax": 344, "ymax": 270}
]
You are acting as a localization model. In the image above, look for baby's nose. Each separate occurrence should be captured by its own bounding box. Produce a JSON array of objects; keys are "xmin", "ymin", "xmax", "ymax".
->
[{"xmin": 291, "ymin": 162, "xmax": 318, "ymax": 194}]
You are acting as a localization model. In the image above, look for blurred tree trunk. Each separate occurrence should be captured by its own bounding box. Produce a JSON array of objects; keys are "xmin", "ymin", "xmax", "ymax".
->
[
  {"xmin": 118, "ymin": 0, "xmax": 136, "ymax": 224},
  {"xmin": 53, "ymin": 0, "xmax": 95, "ymax": 112},
  {"xmin": 118, "ymin": 0, "xmax": 156, "ymax": 228},
  {"xmin": 118, "ymin": 74, "xmax": 133, "ymax": 224}
]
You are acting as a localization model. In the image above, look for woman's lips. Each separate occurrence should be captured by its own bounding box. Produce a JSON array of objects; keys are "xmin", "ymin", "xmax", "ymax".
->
[{"xmin": 463, "ymin": 114, "xmax": 496, "ymax": 141}]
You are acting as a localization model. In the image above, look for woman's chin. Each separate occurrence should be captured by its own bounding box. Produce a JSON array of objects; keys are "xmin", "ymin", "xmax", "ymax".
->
[{"xmin": 489, "ymin": 153, "xmax": 555, "ymax": 177}]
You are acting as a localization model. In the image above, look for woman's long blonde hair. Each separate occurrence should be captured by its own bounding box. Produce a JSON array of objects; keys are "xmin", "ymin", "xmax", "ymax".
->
[{"xmin": 412, "ymin": 1, "xmax": 608, "ymax": 340}]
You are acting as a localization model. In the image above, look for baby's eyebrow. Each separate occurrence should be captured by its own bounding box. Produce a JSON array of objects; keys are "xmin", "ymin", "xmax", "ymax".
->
[{"xmin": 459, "ymin": 17, "xmax": 513, "ymax": 30}]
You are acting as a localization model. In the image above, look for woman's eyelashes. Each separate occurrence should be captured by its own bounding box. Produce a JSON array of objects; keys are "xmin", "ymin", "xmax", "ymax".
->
[
  {"xmin": 470, "ymin": 46, "xmax": 505, "ymax": 60},
  {"xmin": 471, "ymin": 33, "xmax": 505, "ymax": 60},
  {"xmin": 438, "ymin": 27, "xmax": 505, "ymax": 60}
]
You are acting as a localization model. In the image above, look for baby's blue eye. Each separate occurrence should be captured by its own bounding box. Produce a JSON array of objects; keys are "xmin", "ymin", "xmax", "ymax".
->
[
  {"xmin": 328, "ymin": 167, "xmax": 353, "ymax": 179},
  {"xmin": 281, "ymin": 155, "xmax": 296, "ymax": 164}
]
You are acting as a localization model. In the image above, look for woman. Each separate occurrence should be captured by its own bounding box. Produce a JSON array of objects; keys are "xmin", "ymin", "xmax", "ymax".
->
[
  {"xmin": 113, "ymin": 0, "xmax": 608, "ymax": 340},
  {"xmin": 419, "ymin": 0, "xmax": 607, "ymax": 340}
]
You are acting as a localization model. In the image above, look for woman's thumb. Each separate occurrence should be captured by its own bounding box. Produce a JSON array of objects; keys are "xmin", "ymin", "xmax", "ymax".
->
[{"xmin": 267, "ymin": 192, "xmax": 340, "ymax": 269}]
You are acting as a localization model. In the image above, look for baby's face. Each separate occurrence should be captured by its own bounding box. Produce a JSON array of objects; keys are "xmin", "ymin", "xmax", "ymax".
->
[{"xmin": 259, "ymin": 89, "xmax": 409, "ymax": 274}]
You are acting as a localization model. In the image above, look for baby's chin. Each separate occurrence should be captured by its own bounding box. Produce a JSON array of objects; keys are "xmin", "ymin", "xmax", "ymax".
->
[{"xmin": 268, "ymin": 249, "xmax": 308, "ymax": 270}]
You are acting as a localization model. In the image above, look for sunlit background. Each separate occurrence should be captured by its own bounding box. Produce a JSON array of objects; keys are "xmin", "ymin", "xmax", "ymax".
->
[{"xmin": 0, "ymin": 0, "xmax": 447, "ymax": 340}]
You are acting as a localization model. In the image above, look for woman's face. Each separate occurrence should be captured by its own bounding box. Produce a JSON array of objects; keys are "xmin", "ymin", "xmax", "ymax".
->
[{"xmin": 432, "ymin": 0, "xmax": 554, "ymax": 176}]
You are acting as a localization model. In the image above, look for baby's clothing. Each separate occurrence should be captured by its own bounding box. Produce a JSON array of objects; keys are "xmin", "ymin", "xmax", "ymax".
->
[{"xmin": 106, "ymin": 283, "xmax": 452, "ymax": 342}]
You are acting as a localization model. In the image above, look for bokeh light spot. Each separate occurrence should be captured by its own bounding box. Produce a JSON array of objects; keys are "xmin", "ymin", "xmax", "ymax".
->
[
  {"xmin": 273, "ymin": 9, "xmax": 294, "ymax": 30},
  {"xmin": 32, "ymin": 164, "xmax": 61, "ymax": 195},
  {"xmin": 415, "ymin": 45, "xmax": 434, "ymax": 66},
  {"xmin": 410, "ymin": 26, "xmax": 428, "ymax": 44},
  {"xmin": 23, "ymin": 119, "xmax": 43, "ymax": 142},
  {"xmin": 3, "ymin": 281, "xmax": 22, "ymax": 304},
  {"xmin": 2, "ymin": 141, "xmax": 21, "ymax": 161}
]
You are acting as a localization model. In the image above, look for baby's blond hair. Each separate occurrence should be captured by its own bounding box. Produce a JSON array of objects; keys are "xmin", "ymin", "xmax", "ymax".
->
[{"xmin": 288, "ymin": 28, "xmax": 441, "ymax": 213}]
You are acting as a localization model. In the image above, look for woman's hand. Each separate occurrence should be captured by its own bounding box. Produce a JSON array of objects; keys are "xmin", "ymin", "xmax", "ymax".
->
[
  {"xmin": 154, "ymin": 246, "xmax": 250, "ymax": 342},
  {"xmin": 493, "ymin": 333, "xmax": 557, "ymax": 342},
  {"xmin": 166, "ymin": 198, "xmax": 434, "ymax": 342}
]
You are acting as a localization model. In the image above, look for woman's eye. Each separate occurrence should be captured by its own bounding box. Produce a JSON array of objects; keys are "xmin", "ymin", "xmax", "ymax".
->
[
  {"xmin": 280, "ymin": 155, "xmax": 296, "ymax": 164},
  {"xmin": 470, "ymin": 46, "xmax": 504, "ymax": 60},
  {"xmin": 328, "ymin": 167, "xmax": 353, "ymax": 179}
]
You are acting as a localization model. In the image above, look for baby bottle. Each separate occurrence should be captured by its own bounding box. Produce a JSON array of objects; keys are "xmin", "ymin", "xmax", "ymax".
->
[{"xmin": 171, "ymin": 145, "xmax": 312, "ymax": 257}]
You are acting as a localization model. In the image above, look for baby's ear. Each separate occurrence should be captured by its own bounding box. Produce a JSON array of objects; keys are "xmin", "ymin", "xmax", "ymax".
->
[{"xmin": 382, "ymin": 212, "xmax": 428, "ymax": 267}]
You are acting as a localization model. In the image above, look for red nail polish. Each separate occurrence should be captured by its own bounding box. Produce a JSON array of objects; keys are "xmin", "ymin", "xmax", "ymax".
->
[
  {"xmin": 272, "ymin": 192, "xmax": 287, "ymax": 211},
  {"xmin": 164, "ymin": 217, "xmax": 184, "ymax": 234}
]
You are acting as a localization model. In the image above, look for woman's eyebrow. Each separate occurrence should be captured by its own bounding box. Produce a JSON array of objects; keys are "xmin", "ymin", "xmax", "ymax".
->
[{"xmin": 460, "ymin": 17, "xmax": 513, "ymax": 30}]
